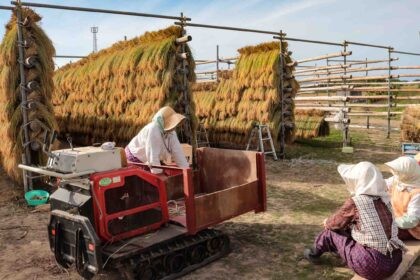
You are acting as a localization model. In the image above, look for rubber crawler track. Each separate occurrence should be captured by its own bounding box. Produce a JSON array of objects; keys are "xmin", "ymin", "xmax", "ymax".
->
[{"xmin": 111, "ymin": 229, "xmax": 231, "ymax": 280}]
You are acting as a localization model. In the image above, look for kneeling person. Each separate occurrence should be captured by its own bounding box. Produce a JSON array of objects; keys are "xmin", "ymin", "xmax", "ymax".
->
[
  {"xmin": 385, "ymin": 156, "xmax": 420, "ymax": 240},
  {"xmin": 304, "ymin": 162, "xmax": 405, "ymax": 280}
]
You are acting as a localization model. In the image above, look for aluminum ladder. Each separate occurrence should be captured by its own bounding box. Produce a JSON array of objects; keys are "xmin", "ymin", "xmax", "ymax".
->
[
  {"xmin": 246, "ymin": 124, "xmax": 278, "ymax": 160},
  {"xmin": 195, "ymin": 123, "xmax": 210, "ymax": 147}
]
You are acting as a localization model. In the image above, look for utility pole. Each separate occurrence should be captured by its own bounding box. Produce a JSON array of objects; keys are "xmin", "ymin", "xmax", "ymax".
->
[{"xmin": 91, "ymin": 26, "xmax": 98, "ymax": 53}]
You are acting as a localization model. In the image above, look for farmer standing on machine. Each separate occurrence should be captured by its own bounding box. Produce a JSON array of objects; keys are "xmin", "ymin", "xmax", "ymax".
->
[
  {"xmin": 304, "ymin": 162, "xmax": 406, "ymax": 279},
  {"xmin": 385, "ymin": 156, "xmax": 420, "ymax": 240},
  {"xmin": 125, "ymin": 106, "xmax": 189, "ymax": 174}
]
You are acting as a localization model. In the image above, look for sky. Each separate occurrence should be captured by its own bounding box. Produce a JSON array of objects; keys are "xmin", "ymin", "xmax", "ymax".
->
[{"xmin": 0, "ymin": 0, "xmax": 419, "ymax": 74}]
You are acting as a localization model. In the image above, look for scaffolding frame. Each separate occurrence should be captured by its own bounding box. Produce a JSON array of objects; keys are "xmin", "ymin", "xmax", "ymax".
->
[
  {"xmin": 2, "ymin": 1, "xmax": 419, "ymax": 186},
  {"xmin": 294, "ymin": 41, "xmax": 420, "ymax": 137},
  {"xmin": 9, "ymin": 1, "xmax": 193, "ymax": 189}
]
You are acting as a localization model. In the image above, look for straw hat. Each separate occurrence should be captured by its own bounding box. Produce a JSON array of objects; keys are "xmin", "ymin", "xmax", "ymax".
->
[{"xmin": 159, "ymin": 106, "xmax": 186, "ymax": 131}]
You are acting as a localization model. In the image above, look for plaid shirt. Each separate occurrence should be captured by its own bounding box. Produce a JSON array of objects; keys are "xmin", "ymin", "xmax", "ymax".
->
[{"xmin": 326, "ymin": 196, "xmax": 406, "ymax": 255}]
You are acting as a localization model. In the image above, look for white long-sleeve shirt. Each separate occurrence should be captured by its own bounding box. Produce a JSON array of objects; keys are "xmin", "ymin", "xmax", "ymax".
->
[
  {"xmin": 386, "ymin": 176, "xmax": 420, "ymax": 228},
  {"xmin": 127, "ymin": 122, "xmax": 189, "ymax": 174}
]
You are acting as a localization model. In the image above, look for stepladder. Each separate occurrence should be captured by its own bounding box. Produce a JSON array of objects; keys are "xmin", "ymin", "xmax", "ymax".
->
[
  {"xmin": 195, "ymin": 123, "xmax": 210, "ymax": 147},
  {"xmin": 246, "ymin": 124, "xmax": 278, "ymax": 160}
]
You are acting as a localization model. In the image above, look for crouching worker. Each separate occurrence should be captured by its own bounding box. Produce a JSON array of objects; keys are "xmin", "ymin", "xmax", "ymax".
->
[
  {"xmin": 125, "ymin": 106, "xmax": 189, "ymax": 174},
  {"xmin": 385, "ymin": 156, "xmax": 420, "ymax": 240},
  {"xmin": 304, "ymin": 162, "xmax": 406, "ymax": 280}
]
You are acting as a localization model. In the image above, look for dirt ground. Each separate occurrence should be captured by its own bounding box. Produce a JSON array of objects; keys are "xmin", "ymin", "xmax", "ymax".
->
[{"xmin": 0, "ymin": 128, "xmax": 419, "ymax": 280}]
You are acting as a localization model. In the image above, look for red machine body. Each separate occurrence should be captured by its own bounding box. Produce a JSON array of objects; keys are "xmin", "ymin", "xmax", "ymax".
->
[
  {"xmin": 90, "ymin": 166, "xmax": 170, "ymax": 241},
  {"xmin": 47, "ymin": 147, "xmax": 267, "ymax": 279}
]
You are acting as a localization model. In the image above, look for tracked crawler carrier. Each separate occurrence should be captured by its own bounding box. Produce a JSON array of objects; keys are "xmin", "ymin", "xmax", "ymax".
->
[{"xmin": 19, "ymin": 137, "xmax": 266, "ymax": 279}]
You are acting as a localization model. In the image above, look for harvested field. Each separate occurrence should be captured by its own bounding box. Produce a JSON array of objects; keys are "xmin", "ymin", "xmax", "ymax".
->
[{"xmin": 1, "ymin": 128, "xmax": 419, "ymax": 280}]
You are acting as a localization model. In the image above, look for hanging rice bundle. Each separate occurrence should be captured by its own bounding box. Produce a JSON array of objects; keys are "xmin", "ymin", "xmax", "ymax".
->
[
  {"xmin": 53, "ymin": 26, "xmax": 196, "ymax": 146},
  {"xmin": 400, "ymin": 105, "xmax": 420, "ymax": 142},
  {"xmin": 294, "ymin": 109, "xmax": 329, "ymax": 139},
  {"xmin": 192, "ymin": 41, "xmax": 299, "ymax": 148},
  {"xmin": 0, "ymin": 8, "xmax": 56, "ymax": 183}
]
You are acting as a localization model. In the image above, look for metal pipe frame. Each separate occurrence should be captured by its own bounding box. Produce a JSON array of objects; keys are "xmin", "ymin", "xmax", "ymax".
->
[
  {"xmin": 174, "ymin": 21, "xmax": 281, "ymax": 35},
  {"xmin": 342, "ymin": 42, "xmax": 350, "ymax": 147},
  {"xmin": 0, "ymin": 5, "xmax": 14, "ymax": 10},
  {"xmin": 12, "ymin": 1, "xmax": 189, "ymax": 20},
  {"xmin": 274, "ymin": 35, "xmax": 344, "ymax": 47},
  {"xmin": 278, "ymin": 31, "xmax": 286, "ymax": 159},
  {"xmin": 54, "ymin": 55, "xmax": 87, "ymax": 58},
  {"xmin": 391, "ymin": 50, "xmax": 420, "ymax": 56},
  {"xmin": 345, "ymin": 40, "xmax": 392, "ymax": 50},
  {"xmin": 216, "ymin": 45, "xmax": 219, "ymax": 82},
  {"xmin": 387, "ymin": 48, "xmax": 392, "ymax": 138},
  {"xmin": 178, "ymin": 14, "xmax": 193, "ymax": 147},
  {"xmin": 15, "ymin": 3, "xmax": 32, "ymax": 190}
]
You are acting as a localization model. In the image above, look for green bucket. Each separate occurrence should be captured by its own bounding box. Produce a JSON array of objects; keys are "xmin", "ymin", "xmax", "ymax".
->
[{"xmin": 24, "ymin": 190, "xmax": 49, "ymax": 206}]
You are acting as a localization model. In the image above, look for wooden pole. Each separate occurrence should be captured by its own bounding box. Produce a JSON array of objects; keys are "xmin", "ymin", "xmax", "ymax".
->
[
  {"xmin": 298, "ymin": 85, "xmax": 354, "ymax": 92},
  {"xmin": 296, "ymin": 51, "xmax": 352, "ymax": 64},
  {"xmin": 294, "ymin": 106, "xmax": 351, "ymax": 112},
  {"xmin": 294, "ymin": 64, "xmax": 348, "ymax": 74},
  {"xmin": 295, "ymin": 96, "xmax": 348, "ymax": 102}
]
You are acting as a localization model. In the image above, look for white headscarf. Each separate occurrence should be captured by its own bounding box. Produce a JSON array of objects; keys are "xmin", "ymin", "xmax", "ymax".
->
[
  {"xmin": 385, "ymin": 156, "xmax": 420, "ymax": 189},
  {"xmin": 337, "ymin": 161, "xmax": 390, "ymax": 203}
]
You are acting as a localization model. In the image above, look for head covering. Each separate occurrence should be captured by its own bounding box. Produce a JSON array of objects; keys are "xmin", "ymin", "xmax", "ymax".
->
[
  {"xmin": 152, "ymin": 106, "xmax": 186, "ymax": 133},
  {"xmin": 385, "ymin": 156, "xmax": 420, "ymax": 189},
  {"xmin": 337, "ymin": 161, "xmax": 389, "ymax": 203}
]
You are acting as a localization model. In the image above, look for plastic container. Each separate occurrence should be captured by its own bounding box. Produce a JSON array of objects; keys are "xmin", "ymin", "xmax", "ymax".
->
[{"xmin": 24, "ymin": 190, "xmax": 49, "ymax": 206}]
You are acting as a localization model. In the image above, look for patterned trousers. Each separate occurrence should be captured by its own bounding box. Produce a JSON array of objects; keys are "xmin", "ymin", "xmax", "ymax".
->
[{"xmin": 314, "ymin": 229, "xmax": 402, "ymax": 280}]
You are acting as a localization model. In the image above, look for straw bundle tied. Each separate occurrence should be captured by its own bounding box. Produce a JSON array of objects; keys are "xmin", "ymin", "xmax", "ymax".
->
[
  {"xmin": 294, "ymin": 109, "xmax": 329, "ymax": 139},
  {"xmin": 400, "ymin": 105, "xmax": 420, "ymax": 142},
  {"xmin": 0, "ymin": 8, "xmax": 56, "ymax": 183},
  {"xmin": 53, "ymin": 26, "xmax": 196, "ymax": 146},
  {"xmin": 192, "ymin": 41, "xmax": 299, "ymax": 147}
]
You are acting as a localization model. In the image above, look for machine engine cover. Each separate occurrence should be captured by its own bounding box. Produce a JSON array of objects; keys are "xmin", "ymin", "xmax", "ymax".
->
[
  {"xmin": 90, "ymin": 166, "xmax": 169, "ymax": 242},
  {"xmin": 47, "ymin": 146, "xmax": 122, "ymax": 173}
]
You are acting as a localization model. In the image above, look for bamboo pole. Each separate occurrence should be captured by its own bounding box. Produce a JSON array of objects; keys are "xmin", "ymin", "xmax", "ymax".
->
[
  {"xmin": 298, "ymin": 74, "xmax": 352, "ymax": 83},
  {"xmin": 294, "ymin": 106, "xmax": 351, "ymax": 112},
  {"xmin": 295, "ymin": 95, "xmax": 395, "ymax": 100},
  {"xmin": 325, "ymin": 81, "xmax": 420, "ymax": 86},
  {"xmin": 195, "ymin": 56, "xmax": 237, "ymax": 65},
  {"xmin": 296, "ymin": 51, "xmax": 352, "ymax": 64},
  {"xmin": 348, "ymin": 112, "xmax": 402, "ymax": 116},
  {"xmin": 295, "ymin": 96, "xmax": 349, "ymax": 102},
  {"xmin": 353, "ymin": 87, "xmax": 420, "ymax": 92},
  {"xmin": 399, "ymin": 74, "xmax": 420, "ymax": 78},
  {"xmin": 395, "ymin": 95, "xmax": 420, "ymax": 100},
  {"xmin": 298, "ymin": 85, "xmax": 353, "ymax": 92},
  {"xmin": 347, "ymin": 95, "xmax": 395, "ymax": 100},
  {"xmin": 294, "ymin": 64, "xmax": 348, "ymax": 74},
  {"xmin": 327, "ymin": 58, "xmax": 398, "ymax": 65},
  {"xmin": 196, "ymin": 79, "xmax": 218, "ymax": 83},
  {"xmin": 296, "ymin": 66, "xmax": 399, "ymax": 76},
  {"xmin": 295, "ymin": 103, "xmax": 395, "ymax": 109},
  {"xmin": 396, "ymin": 103, "xmax": 420, "ymax": 107},
  {"xmin": 392, "ymin": 65, "xmax": 420, "ymax": 70}
]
